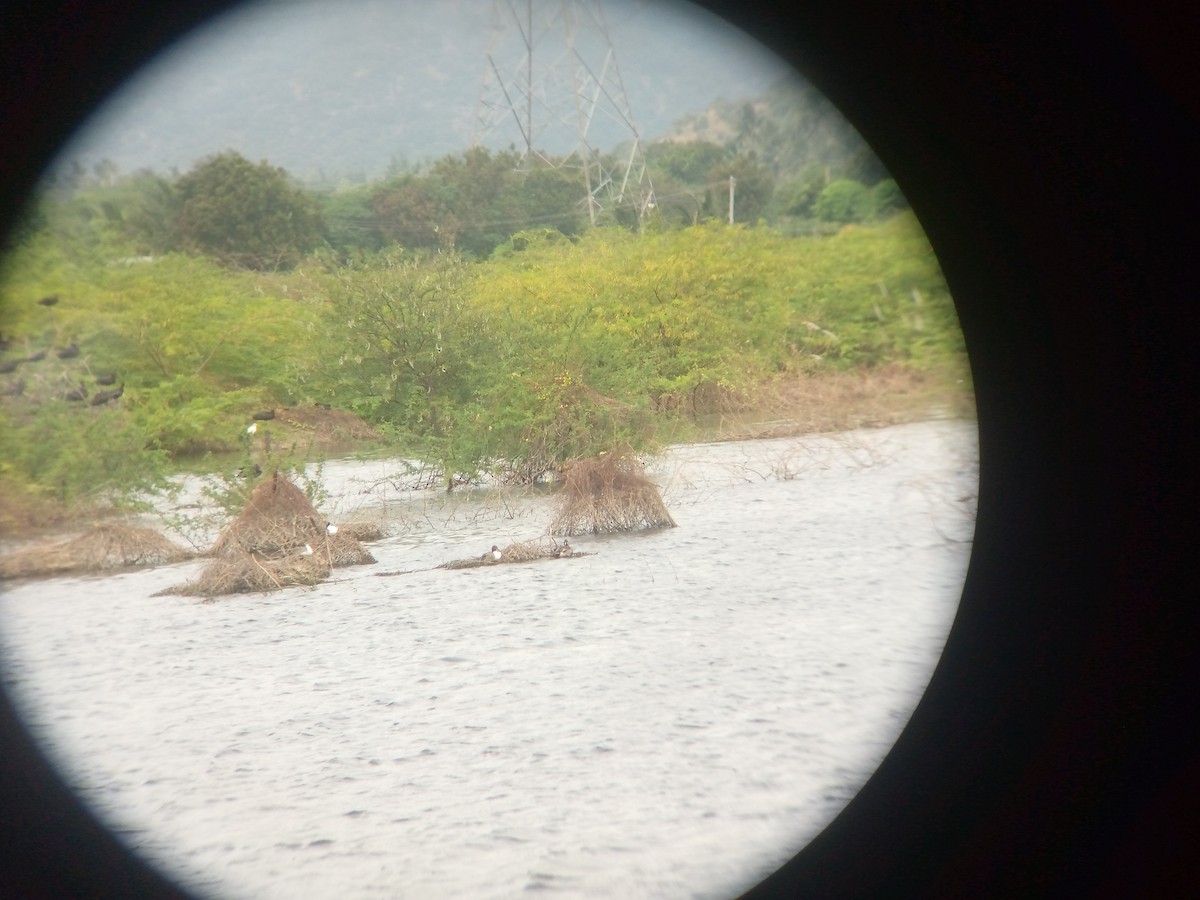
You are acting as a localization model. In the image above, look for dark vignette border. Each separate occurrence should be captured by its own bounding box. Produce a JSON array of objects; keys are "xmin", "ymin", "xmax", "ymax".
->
[{"xmin": 1, "ymin": 1, "xmax": 1196, "ymax": 897}]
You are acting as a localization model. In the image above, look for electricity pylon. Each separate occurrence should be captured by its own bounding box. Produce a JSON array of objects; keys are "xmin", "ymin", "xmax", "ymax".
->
[{"xmin": 474, "ymin": 0, "xmax": 655, "ymax": 226}]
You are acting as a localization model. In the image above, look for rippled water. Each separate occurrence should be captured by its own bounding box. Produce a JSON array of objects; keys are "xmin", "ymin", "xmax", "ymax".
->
[{"xmin": 0, "ymin": 419, "xmax": 977, "ymax": 899}]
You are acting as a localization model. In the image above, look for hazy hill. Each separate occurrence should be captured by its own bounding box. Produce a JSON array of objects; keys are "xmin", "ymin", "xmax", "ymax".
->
[
  {"xmin": 657, "ymin": 77, "xmax": 884, "ymax": 183},
  {"xmin": 53, "ymin": 0, "xmax": 810, "ymax": 184}
]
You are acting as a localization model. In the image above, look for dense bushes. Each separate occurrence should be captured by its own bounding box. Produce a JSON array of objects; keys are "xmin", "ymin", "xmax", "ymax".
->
[
  {"xmin": 175, "ymin": 153, "xmax": 323, "ymax": 269},
  {"xmin": 1, "ymin": 204, "xmax": 963, "ymax": 505}
]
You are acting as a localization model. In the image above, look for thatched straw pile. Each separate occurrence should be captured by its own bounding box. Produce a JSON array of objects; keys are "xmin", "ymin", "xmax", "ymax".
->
[
  {"xmin": 162, "ymin": 472, "xmax": 373, "ymax": 597},
  {"xmin": 211, "ymin": 472, "xmax": 324, "ymax": 558},
  {"xmin": 438, "ymin": 538, "xmax": 582, "ymax": 570},
  {"xmin": 550, "ymin": 453, "xmax": 676, "ymax": 535},
  {"xmin": 0, "ymin": 524, "xmax": 193, "ymax": 579},
  {"xmin": 160, "ymin": 550, "xmax": 330, "ymax": 596},
  {"xmin": 338, "ymin": 522, "xmax": 386, "ymax": 543}
]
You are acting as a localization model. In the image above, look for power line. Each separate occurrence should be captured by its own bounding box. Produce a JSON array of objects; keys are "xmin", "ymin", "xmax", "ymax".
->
[{"xmin": 473, "ymin": 0, "xmax": 655, "ymax": 227}]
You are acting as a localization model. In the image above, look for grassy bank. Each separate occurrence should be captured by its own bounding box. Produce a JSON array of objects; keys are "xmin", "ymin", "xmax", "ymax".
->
[{"xmin": 0, "ymin": 211, "xmax": 971, "ymax": 535}]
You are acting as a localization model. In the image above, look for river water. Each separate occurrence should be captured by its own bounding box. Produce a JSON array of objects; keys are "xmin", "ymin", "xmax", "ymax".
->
[{"xmin": 0, "ymin": 419, "xmax": 977, "ymax": 899}]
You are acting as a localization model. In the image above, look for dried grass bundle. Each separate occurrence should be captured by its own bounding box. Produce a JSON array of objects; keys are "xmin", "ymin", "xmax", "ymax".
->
[
  {"xmin": 550, "ymin": 453, "xmax": 675, "ymax": 535},
  {"xmin": 158, "ymin": 550, "xmax": 329, "ymax": 597},
  {"xmin": 325, "ymin": 533, "xmax": 376, "ymax": 567},
  {"xmin": 437, "ymin": 538, "xmax": 579, "ymax": 570},
  {"xmin": 0, "ymin": 524, "xmax": 193, "ymax": 580},
  {"xmin": 210, "ymin": 472, "xmax": 326, "ymax": 558},
  {"xmin": 337, "ymin": 522, "xmax": 386, "ymax": 543},
  {"xmin": 161, "ymin": 471, "xmax": 373, "ymax": 597},
  {"xmin": 495, "ymin": 540, "xmax": 548, "ymax": 563}
]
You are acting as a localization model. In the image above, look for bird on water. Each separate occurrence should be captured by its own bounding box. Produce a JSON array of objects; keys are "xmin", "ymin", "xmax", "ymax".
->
[{"xmin": 482, "ymin": 545, "xmax": 502, "ymax": 561}]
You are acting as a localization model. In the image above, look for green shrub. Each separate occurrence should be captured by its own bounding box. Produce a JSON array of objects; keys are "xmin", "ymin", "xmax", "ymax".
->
[{"xmin": 814, "ymin": 179, "xmax": 872, "ymax": 223}]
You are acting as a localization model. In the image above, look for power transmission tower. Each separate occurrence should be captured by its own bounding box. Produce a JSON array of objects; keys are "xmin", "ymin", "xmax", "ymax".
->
[{"xmin": 474, "ymin": 0, "xmax": 655, "ymax": 226}]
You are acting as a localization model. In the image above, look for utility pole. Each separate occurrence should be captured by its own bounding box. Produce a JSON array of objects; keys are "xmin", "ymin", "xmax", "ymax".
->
[
  {"xmin": 728, "ymin": 175, "xmax": 736, "ymax": 224},
  {"xmin": 474, "ymin": 0, "xmax": 654, "ymax": 228}
]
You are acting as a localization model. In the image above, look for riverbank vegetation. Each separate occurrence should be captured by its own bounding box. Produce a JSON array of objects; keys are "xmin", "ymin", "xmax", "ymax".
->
[{"xmin": 1, "ymin": 142, "xmax": 970, "ymax": 538}]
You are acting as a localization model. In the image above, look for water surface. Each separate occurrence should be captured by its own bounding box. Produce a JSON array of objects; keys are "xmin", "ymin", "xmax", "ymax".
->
[{"xmin": 0, "ymin": 419, "xmax": 977, "ymax": 899}]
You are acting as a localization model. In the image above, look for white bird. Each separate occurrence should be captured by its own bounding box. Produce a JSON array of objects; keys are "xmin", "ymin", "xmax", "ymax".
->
[
  {"xmin": 246, "ymin": 422, "xmax": 257, "ymax": 435},
  {"xmin": 299, "ymin": 543, "xmax": 314, "ymax": 557},
  {"xmin": 325, "ymin": 522, "xmax": 338, "ymax": 536}
]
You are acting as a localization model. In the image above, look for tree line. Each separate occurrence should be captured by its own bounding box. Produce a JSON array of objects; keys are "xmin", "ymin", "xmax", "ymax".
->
[
  {"xmin": 1, "ymin": 133, "xmax": 949, "ymax": 527},
  {"xmin": 30, "ymin": 132, "xmax": 906, "ymax": 274}
]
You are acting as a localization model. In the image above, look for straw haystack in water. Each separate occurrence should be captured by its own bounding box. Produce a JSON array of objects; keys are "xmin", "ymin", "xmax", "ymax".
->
[
  {"xmin": 0, "ymin": 524, "xmax": 193, "ymax": 580},
  {"xmin": 163, "ymin": 549, "xmax": 331, "ymax": 596},
  {"xmin": 550, "ymin": 452, "xmax": 675, "ymax": 535},
  {"xmin": 337, "ymin": 522, "xmax": 386, "ymax": 543},
  {"xmin": 163, "ymin": 472, "xmax": 373, "ymax": 597},
  {"xmin": 438, "ymin": 537, "xmax": 582, "ymax": 570}
]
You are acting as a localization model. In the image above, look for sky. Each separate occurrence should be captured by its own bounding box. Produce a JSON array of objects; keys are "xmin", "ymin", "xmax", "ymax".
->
[{"xmin": 53, "ymin": 0, "xmax": 799, "ymax": 183}]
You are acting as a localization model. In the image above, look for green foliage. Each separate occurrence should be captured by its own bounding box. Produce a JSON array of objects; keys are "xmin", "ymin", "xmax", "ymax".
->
[
  {"xmin": 319, "ymin": 185, "xmax": 386, "ymax": 255},
  {"xmin": 371, "ymin": 174, "xmax": 453, "ymax": 252},
  {"xmin": 4, "ymin": 150, "xmax": 964, "ymax": 507},
  {"xmin": 1, "ymin": 227, "xmax": 320, "ymax": 489},
  {"xmin": 706, "ymin": 154, "xmax": 776, "ymax": 224},
  {"xmin": 647, "ymin": 140, "xmax": 729, "ymax": 185},
  {"xmin": 369, "ymin": 148, "xmax": 587, "ymax": 258},
  {"xmin": 0, "ymin": 403, "xmax": 170, "ymax": 507},
  {"xmin": 870, "ymin": 179, "xmax": 908, "ymax": 217},
  {"xmin": 493, "ymin": 167, "xmax": 587, "ymax": 242},
  {"xmin": 176, "ymin": 152, "xmax": 322, "ymax": 269},
  {"xmin": 770, "ymin": 166, "xmax": 827, "ymax": 218},
  {"xmin": 814, "ymin": 179, "xmax": 872, "ymax": 223},
  {"xmin": 318, "ymin": 249, "xmax": 497, "ymax": 466}
]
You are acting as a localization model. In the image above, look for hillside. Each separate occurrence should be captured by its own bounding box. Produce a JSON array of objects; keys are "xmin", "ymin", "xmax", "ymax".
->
[
  {"xmin": 657, "ymin": 77, "xmax": 885, "ymax": 183},
  {"xmin": 52, "ymin": 0, "xmax": 800, "ymax": 184}
]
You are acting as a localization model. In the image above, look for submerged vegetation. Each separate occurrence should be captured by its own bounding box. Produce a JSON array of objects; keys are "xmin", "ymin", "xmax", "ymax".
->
[
  {"xmin": 0, "ymin": 137, "xmax": 970, "ymax": 537},
  {"xmin": 551, "ymin": 451, "xmax": 677, "ymax": 536}
]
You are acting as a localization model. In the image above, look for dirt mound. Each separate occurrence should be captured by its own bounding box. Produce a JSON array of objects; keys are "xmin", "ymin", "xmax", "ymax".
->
[
  {"xmin": 550, "ymin": 452, "xmax": 675, "ymax": 535},
  {"xmin": 0, "ymin": 524, "xmax": 193, "ymax": 580}
]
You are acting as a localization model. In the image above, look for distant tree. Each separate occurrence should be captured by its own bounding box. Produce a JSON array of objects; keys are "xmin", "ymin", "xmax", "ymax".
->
[
  {"xmin": 769, "ymin": 166, "xmax": 827, "ymax": 219},
  {"xmin": 371, "ymin": 175, "xmax": 453, "ymax": 251},
  {"xmin": 372, "ymin": 149, "xmax": 589, "ymax": 257},
  {"xmin": 320, "ymin": 186, "xmax": 385, "ymax": 255},
  {"xmin": 322, "ymin": 250, "xmax": 495, "ymax": 448},
  {"xmin": 869, "ymin": 178, "xmax": 908, "ymax": 218},
  {"xmin": 428, "ymin": 147, "xmax": 523, "ymax": 256},
  {"xmin": 732, "ymin": 101, "xmax": 761, "ymax": 153},
  {"xmin": 175, "ymin": 152, "xmax": 322, "ymax": 269},
  {"xmin": 647, "ymin": 140, "xmax": 728, "ymax": 186},
  {"xmin": 646, "ymin": 173, "xmax": 704, "ymax": 228},
  {"xmin": 706, "ymin": 153, "xmax": 775, "ymax": 224},
  {"xmin": 494, "ymin": 166, "xmax": 587, "ymax": 241},
  {"xmin": 843, "ymin": 146, "xmax": 891, "ymax": 186},
  {"xmin": 813, "ymin": 178, "xmax": 872, "ymax": 223},
  {"xmin": 102, "ymin": 170, "xmax": 181, "ymax": 254}
]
